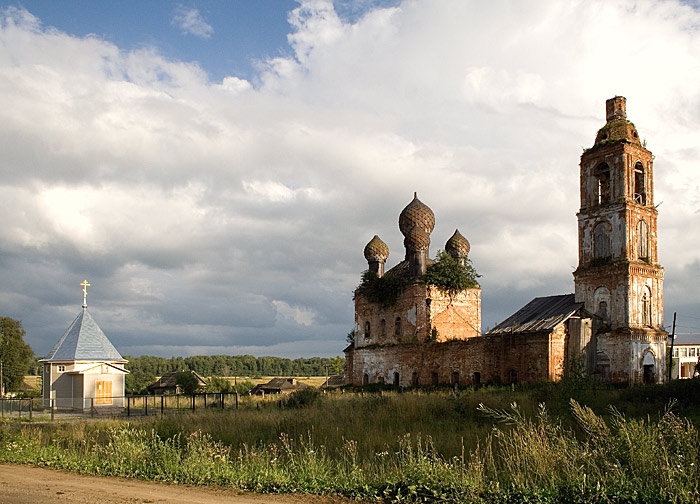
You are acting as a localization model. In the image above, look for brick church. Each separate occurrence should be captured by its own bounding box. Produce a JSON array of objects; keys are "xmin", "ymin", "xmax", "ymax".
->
[{"xmin": 345, "ymin": 97, "xmax": 668, "ymax": 386}]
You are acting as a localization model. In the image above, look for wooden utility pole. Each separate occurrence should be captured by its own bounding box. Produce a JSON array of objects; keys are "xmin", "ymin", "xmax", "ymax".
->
[{"xmin": 668, "ymin": 312, "xmax": 677, "ymax": 382}]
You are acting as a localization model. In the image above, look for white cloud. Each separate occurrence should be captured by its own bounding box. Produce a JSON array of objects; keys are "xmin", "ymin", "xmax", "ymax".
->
[
  {"xmin": 171, "ymin": 5, "xmax": 214, "ymax": 39},
  {"xmin": 1, "ymin": 1, "xmax": 700, "ymax": 357}
]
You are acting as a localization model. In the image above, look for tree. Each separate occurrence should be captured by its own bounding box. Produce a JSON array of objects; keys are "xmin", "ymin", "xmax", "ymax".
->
[
  {"xmin": 175, "ymin": 371, "xmax": 201, "ymax": 394},
  {"xmin": 422, "ymin": 250, "xmax": 481, "ymax": 296},
  {"xmin": 206, "ymin": 375, "xmax": 232, "ymax": 393},
  {"xmin": 0, "ymin": 317, "xmax": 35, "ymax": 393}
]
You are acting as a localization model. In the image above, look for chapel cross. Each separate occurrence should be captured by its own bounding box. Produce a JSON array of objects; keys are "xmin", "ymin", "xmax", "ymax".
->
[{"xmin": 81, "ymin": 279, "xmax": 91, "ymax": 307}]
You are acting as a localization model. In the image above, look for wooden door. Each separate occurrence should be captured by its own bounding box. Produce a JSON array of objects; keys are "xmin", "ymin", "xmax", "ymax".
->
[{"xmin": 96, "ymin": 380, "xmax": 112, "ymax": 405}]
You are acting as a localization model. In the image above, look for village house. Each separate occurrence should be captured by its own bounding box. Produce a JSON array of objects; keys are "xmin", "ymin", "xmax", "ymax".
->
[
  {"xmin": 250, "ymin": 377, "xmax": 312, "ymax": 395},
  {"xmin": 345, "ymin": 97, "xmax": 667, "ymax": 386},
  {"xmin": 41, "ymin": 281, "xmax": 128, "ymax": 410},
  {"xmin": 146, "ymin": 370, "xmax": 207, "ymax": 395},
  {"xmin": 670, "ymin": 334, "xmax": 700, "ymax": 379}
]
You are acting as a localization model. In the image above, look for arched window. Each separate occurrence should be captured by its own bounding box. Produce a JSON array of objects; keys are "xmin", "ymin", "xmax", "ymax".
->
[
  {"xmin": 634, "ymin": 162, "xmax": 646, "ymax": 205},
  {"xmin": 363, "ymin": 373, "xmax": 369, "ymax": 385},
  {"xmin": 411, "ymin": 372, "xmax": 419, "ymax": 386},
  {"xmin": 451, "ymin": 371, "xmax": 459, "ymax": 385},
  {"xmin": 594, "ymin": 286, "xmax": 610, "ymax": 322},
  {"xmin": 593, "ymin": 222, "xmax": 612, "ymax": 260},
  {"xmin": 380, "ymin": 319, "xmax": 386, "ymax": 337},
  {"xmin": 395, "ymin": 317, "xmax": 402, "ymax": 338},
  {"xmin": 472, "ymin": 372, "xmax": 481, "ymax": 386},
  {"xmin": 642, "ymin": 287, "xmax": 652, "ymax": 326},
  {"xmin": 364, "ymin": 321, "xmax": 371, "ymax": 339},
  {"xmin": 393, "ymin": 372, "xmax": 400, "ymax": 386},
  {"xmin": 595, "ymin": 163, "xmax": 611, "ymax": 204},
  {"xmin": 637, "ymin": 219, "xmax": 649, "ymax": 261}
]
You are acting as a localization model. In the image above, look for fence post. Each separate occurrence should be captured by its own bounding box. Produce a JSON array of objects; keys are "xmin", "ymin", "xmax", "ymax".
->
[
  {"xmin": 235, "ymin": 391, "xmax": 239, "ymax": 409},
  {"xmin": 191, "ymin": 394, "xmax": 195, "ymax": 411},
  {"xmin": 204, "ymin": 393, "xmax": 207, "ymax": 409},
  {"xmin": 160, "ymin": 395, "xmax": 164, "ymax": 418},
  {"xmin": 51, "ymin": 398, "xmax": 55, "ymax": 420},
  {"xmin": 127, "ymin": 396, "xmax": 130, "ymax": 417},
  {"xmin": 220, "ymin": 393, "xmax": 223, "ymax": 409},
  {"xmin": 1, "ymin": 398, "xmax": 3, "ymax": 418},
  {"xmin": 176, "ymin": 394, "xmax": 179, "ymax": 411},
  {"xmin": 91, "ymin": 398, "xmax": 94, "ymax": 418},
  {"xmin": 18, "ymin": 399, "xmax": 21, "ymax": 419},
  {"xmin": 145, "ymin": 395, "xmax": 148, "ymax": 416},
  {"xmin": 29, "ymin": 398, "xmax": 33, "ymax": 420}
]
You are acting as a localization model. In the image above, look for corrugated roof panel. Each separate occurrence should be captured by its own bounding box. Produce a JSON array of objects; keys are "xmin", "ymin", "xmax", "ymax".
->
[{"xmin": 486, "ymin": 294, "xmax": 583, "ymax": 335}]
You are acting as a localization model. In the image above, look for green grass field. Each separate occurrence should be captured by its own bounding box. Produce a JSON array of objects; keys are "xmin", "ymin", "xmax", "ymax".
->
[{"xmin": 2, "ymin": 379, "xmax": 700, "ymax": 503}]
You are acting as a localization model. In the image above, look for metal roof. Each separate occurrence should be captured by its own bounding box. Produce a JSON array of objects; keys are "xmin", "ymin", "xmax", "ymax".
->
[
  {"xmin": 42, "ymin": 308, "xmax": 126, "ymax": 362},
  {"xmin": 486, "ymin": 294, "xmax": 584, "ymax": 335}
]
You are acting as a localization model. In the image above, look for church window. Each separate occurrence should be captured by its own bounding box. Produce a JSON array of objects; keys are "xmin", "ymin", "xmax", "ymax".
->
[
  {"xmin": 593, "ymin": 222, "xmax": 612, "ymax": 261},
  {"xmin": 451, "ymin": 371, "xmax": 460, "ymax": 385},
  {"xmin": 642, "ymin": 287, "xmax": 652, "ymax": 326},
  {"xmin": 595, "ymin": 164, "xmax": 611, "ymax": 204},
  {"xmin": 395, "ymin": 317, "xmax": 402, "ymax": 337},
  {"xmin": 431, "ymin": 372, "xmax": 439, "ymax": 385},
  {"xmin": 393, "ymin": 372, "xmax": 400, "ymax": 386},
  {"xmin": 364, "ymin": 321, "xmax": 371, "ymax": 339},
  {"xmin": 411, "ymin": 372, "xmax": 419, "ymax": 386},
  {"xmin": 363, "ymin": 374, "xmax": 369, "ymax": 385},
  {"xmin": 634, "ymin": 162, "xmax": 646, "ymax": 205},
  {"xmin": 380, "ymin": 319, "xmax": 386, "ymax": 337},
  {"xmin": 473, "ymin": 372, "xmax": 481, "ymax": 385},
  {"xmin": 508, "ymin": 369, "xmax": 518, "ymax": 384},
  {"xmin": 637, "ymin": 219, "xmax": 649, "ymax": 261}
]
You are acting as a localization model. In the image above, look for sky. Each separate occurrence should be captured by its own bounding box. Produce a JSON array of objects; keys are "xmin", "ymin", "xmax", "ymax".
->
[{"xmin": 1, "ymin": 0, "xmax": 699, "ymax": 360}]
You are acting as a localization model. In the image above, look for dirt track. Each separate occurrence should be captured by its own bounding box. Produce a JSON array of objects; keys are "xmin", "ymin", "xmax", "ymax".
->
[{"xmin": 0, "ymin": 463, "xmax": 356, "ymax": 504}]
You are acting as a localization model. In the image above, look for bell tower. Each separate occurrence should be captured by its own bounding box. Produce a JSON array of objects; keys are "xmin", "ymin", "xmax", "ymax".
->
[{"xmin": 573, "ymin": 97, "xmax": 667, "ymax": 383}]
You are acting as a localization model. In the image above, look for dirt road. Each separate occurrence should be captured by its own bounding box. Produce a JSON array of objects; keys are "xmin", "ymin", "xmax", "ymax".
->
[{"xmin": 0, "ymin": 463, "xmax": 356, "ymax": 504}]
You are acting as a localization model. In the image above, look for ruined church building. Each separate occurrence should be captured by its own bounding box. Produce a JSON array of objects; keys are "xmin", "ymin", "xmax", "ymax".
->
[{"xmin": 345, "ymin": 97, "xmax": 668, "ymax": 386}]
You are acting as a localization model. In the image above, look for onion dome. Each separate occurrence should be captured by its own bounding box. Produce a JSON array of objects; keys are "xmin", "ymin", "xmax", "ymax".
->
[
  {"xmin": 445, "ymin": 229, "xmax": 470, "ymax": 258},
  {"xmin": 404, "ymin": 226, "xmax": 431, "ymax": 251},
  {"xmin": 364, "ymin": 235, "xmax": 389, "ymax": 262},
  {"xmin": 399, "ymin": 192, "xmax": 435, "ymax": 237}
]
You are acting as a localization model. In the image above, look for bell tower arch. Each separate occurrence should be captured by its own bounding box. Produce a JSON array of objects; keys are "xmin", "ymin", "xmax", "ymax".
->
[{"xmin": 573, "ymin": 96, "xmax": 667, "ymax": 383}]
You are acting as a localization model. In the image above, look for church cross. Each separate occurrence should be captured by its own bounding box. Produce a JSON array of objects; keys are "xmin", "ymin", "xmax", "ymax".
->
[{"xmin": 81, "ymin": 280, "xmax": 91, "ymax": 307}]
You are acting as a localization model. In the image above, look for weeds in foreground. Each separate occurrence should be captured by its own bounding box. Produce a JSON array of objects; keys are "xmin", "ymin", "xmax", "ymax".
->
[{"xmin": 2, "ymin": 389, "xmax": 700, "ymax": 503}]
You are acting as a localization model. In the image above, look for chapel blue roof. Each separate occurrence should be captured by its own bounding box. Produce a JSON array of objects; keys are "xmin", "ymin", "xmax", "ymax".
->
[{"xmin": 42, "ymin": 307, "xmax": 125, "ymax": 362}]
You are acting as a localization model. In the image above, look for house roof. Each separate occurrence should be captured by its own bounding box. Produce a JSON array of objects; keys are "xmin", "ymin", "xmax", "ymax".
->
[
  {"xmin": 321, "ymin": 374, "xmax": 345, "ymax": 388},
  {"xmin": 42, "ymin": 308, "xmax": 126, "ymax": 362},
  {"xmin": 146, "ymin": 370, "xmax": 207, "ymax": 391},
  {"xmin": 251, "ymin": 377, "xmax": 312, "ymax": 394},
  {"xmin": 486, "ymin": 294, "xmax": 585, "ymax": 335}
]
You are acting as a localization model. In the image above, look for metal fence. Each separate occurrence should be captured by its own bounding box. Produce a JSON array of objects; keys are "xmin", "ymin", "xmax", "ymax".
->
[{"xmin": 0, "ymin": 392, "xmax": 242, "ymax": 421}]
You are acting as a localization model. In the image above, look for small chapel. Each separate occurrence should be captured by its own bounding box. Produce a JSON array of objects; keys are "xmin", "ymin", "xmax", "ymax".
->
[
  {"xmin": 345, "ymin": 97, "xmax": 667, "ymax": 386},
  {"xmin": 41, "ymin": 281, "xmax": 128, "ymax": 410}
]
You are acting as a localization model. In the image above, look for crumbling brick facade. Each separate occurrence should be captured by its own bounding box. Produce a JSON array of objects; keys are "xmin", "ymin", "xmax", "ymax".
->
[
  {"xmin": 346, "ymin": 97, "xmax": 667, "ymax": 386},
  {"xmin": 573, "ymin": 96, "xmax": 667, "ymax": 383}
]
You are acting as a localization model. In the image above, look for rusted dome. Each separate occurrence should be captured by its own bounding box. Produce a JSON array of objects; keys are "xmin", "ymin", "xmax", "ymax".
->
[
  {"xmin": 404, "ymin": 226, "xmax": 431, "ymax": 251},
  {"xmin": 399, "ymin": 193, "xmax": 435, "ymax": 237},
  {"xmin": 364, "ymin": 235, "xmax": 389, "ymax": 262},
  {"xmin": 446, "ymin": 229, "xmax": 470, "ymax": 258}
]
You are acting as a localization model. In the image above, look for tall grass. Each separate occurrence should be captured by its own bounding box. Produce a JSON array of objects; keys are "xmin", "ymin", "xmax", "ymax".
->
[{"xmin": 2, "ymin": 383, "xmax": 700, "ymax": 503}]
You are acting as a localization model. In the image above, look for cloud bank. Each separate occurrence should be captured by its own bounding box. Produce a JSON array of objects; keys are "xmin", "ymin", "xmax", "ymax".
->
[{"xmin": 1, "ymin": 0, "xmax": 699, "ymax": 358}]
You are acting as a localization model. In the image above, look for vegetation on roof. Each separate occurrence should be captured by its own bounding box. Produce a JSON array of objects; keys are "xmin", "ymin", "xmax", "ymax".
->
[
  {"xmin": 355, "ymin": 250, "xmax": 481, "ymax": 306},
  {"xmin": 422, "ymin": 250, "xmax": 481, "ymax": 295}
]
